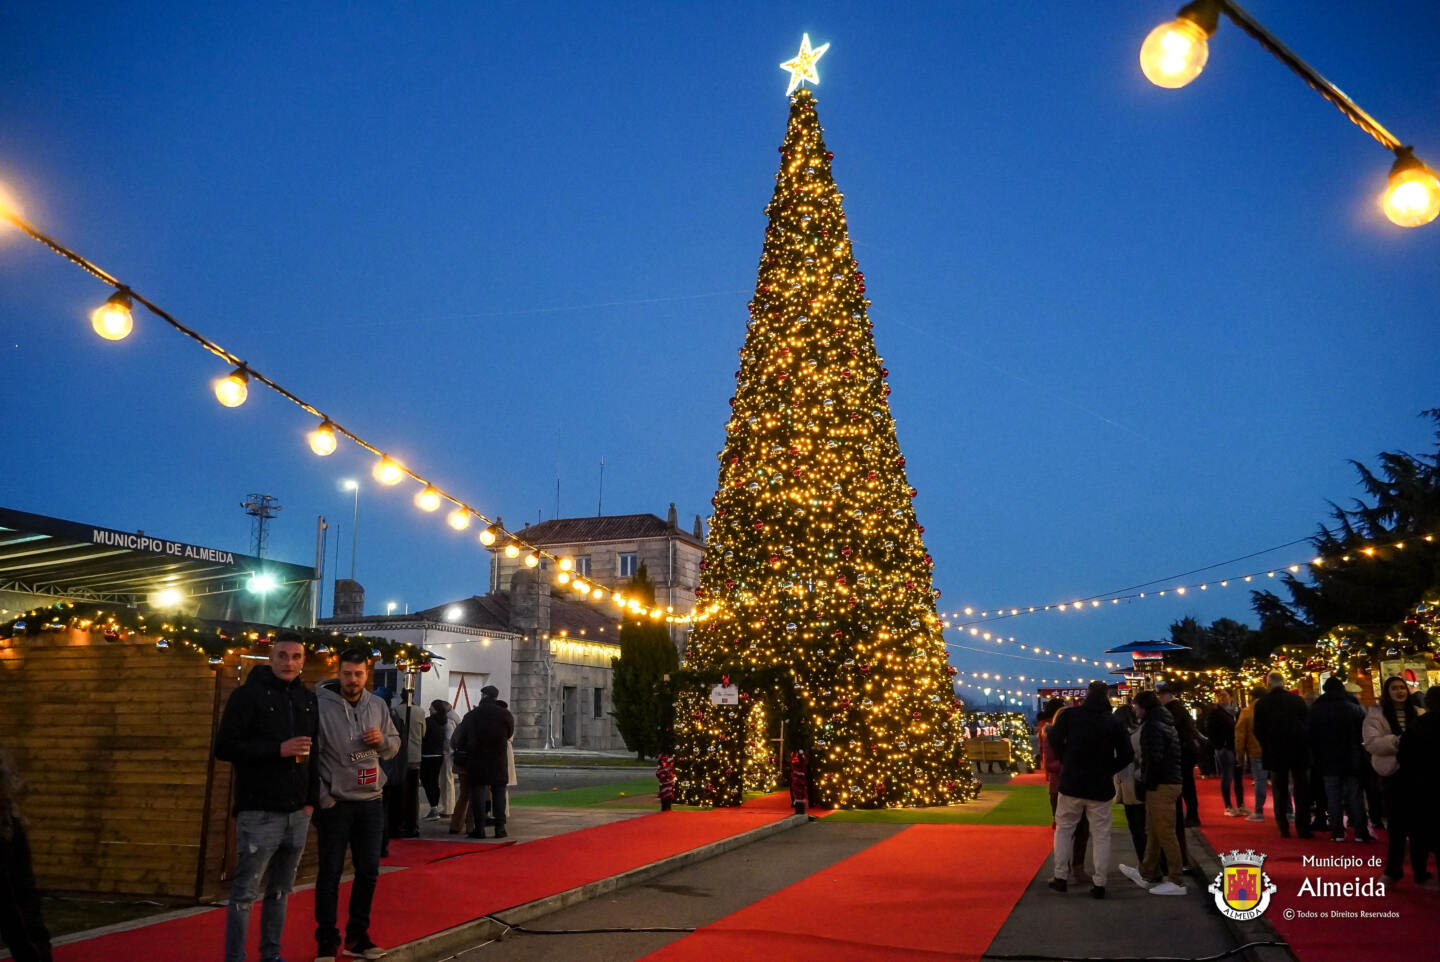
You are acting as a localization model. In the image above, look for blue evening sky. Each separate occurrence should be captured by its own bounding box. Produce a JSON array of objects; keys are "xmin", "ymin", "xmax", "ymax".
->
[{"xmin": 3, "ymin": 2, "xmax": 1437, "ymax": 703}]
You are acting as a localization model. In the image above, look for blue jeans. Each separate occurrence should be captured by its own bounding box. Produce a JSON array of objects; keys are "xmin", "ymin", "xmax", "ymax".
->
[
  {"xmin": 225, "ymin": 809, "xmax": 311, "ymax": 962},
  {"xmin": 1323, "ymin": 774, "xmax": 1365, "ymax": 839},
  {"xmin": 1249, "ymin": 758, "xmax": 1268, "ymax": 814},
  {"xmin": 1215, "ymin": 748, "xmax": 1243, "ymax": 808},
  {"xmin": 314, "ymin": 798, "xmax": 384, "ymax": 948}
]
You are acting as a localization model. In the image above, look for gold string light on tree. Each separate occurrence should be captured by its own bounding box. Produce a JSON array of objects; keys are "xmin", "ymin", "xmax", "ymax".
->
[{"xmin": 672, "ymin": 40, "xmax": 978, "ymax": 810}]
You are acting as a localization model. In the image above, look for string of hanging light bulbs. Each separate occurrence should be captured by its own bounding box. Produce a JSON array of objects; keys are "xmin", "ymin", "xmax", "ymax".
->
[
  {"xmin": 945, "ymin": 530, "xmax": 1437, "ymax": 626},
  {"xmin": 0, "ymin": 203, "xmax": 686, "ymax": 624},
  {"xmin": 943, "ymin": 635, "xmax": 1116, "ymax": 670},
  {"xmin": 1139, "ymin": 0, "xmax": 1440, "ymax": 227}
]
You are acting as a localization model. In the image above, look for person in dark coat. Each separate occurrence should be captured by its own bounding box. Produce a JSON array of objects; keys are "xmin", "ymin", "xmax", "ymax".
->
[
  {"xmin": 421, "ymin": 700, "xmax": 449, "ymax": 820},
  {"xmin": 1398, "ymin": 687, "xmax": 1440, "ymax": 885},
  {"xmin": 1252, "ymin": 672, "xmax": 1313, "ymax": 838},
  {"xmin": 1158, "ymin": 683, "xmax": 1202, "ymax": 826},
  {"xmin": 451, "ymin": 685, "xmax": 515, "ymax": 839},
  {"xmin": 1046, "ymin": 681, "xmax": 1133, "ymax": 898},
  {"xmin": 213, "ymin": 634, "xmax": 318, "ymax": 962},
  {"xmin": 1307, "ymin": 676, "xmax": 1373, "ymax": 842},
  {"xmin": 0, "ymin": 748, "xmax": 52, "ymax": 962},
  {"xmin": 1119, "ymin": 690, "xmax": 1187, "ymax": 895},
  {"xmin": 1204, "ymin": 690, "xmax": 1246, "ymax": 816}
]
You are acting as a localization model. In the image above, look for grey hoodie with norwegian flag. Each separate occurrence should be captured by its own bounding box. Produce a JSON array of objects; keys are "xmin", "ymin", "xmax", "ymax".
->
[{"xmin": 316, "ymin": 680, "xmax": 400, "ymax": 807}]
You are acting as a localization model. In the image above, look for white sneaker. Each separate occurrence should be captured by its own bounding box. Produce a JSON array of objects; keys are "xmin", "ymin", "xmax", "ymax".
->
[
  {"xmin": 1149, "ymin": 881, "xmax": 1187, "ymax": 896},
  {"xmin": 1118, "ymin": 864, "xmax": 1151, "ymax": 889},
  {"xmin": 1246, "ymin": 812, "xmax": 1265, "ymax": 821},
  {"xmin": 1224, "ymin": 807, "xmax": 1238, "ymax": 816}
]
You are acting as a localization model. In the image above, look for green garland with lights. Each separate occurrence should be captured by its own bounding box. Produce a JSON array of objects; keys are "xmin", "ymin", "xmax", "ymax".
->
[{"xmin": 0, "ymin": 602, "xmax": 436, "ymax": 667}]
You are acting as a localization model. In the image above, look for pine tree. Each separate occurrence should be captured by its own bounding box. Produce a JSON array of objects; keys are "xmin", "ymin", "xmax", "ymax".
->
[
  {"xmin": 673, "ymin": 89, "xmax": 978, "ymax": 809},
  {"xmin": 610, "ymin": 565, "xmax": 679, "ymax": 760}
]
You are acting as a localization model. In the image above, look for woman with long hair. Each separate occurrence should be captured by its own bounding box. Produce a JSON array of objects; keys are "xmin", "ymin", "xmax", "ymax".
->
[
  {"xmin": 0, "ymin": 748, "xmax": 54, "ymax": 962},
  {"xmin": 1362, "ymin": 676, "xmax": 1429, "ymax": 886}
]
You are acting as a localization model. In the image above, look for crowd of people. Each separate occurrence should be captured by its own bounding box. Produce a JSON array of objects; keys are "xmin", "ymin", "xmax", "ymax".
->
[
  {"xmin": 1041, "ymin": 672, "xmax": 1440, "ymax": 900},
  {"xmin": 215, "ymin": 635, "xmax": 515, "ymax": 962}
]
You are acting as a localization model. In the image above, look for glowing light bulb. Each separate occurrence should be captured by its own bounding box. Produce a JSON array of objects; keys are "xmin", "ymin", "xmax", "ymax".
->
[
  {"xmin": 479, "ymin": 525, "xmax": 499, "ymax": 546},
  {"xmin": 308, "ymin": 420, "xmax": 338, "ymax": 456},
  {"xmin": 214, "ymin": 368, "xmax": 249, "ymax": 407},
  {"xmin": 525, "ymin": 552, "xmax": 540, "ymax": 568},
  {"xmin": 447, "ymin": 507, "xmax": 471, "ymax": 530},
  {"xmin": 415, "ymin": 486, "xmax": 442, "ymax": 512},
  {"xmin": 1383, "ymin": 151, "xmax": 1440, "ymax": 227},
  {"xmin": 373, "ymin": 456, "xmax": 404, "ymax": 485},
  {"xmin": 91, "ymin": 290, "xmax": 134, "ymax": 340},
  {"xmin": 559, "ymin": 557, "xmax": 574, "ymax": 572},
  {"xmin": 1139, "ymin": 16, "xmax": 1211, "ymax": 88},
  {"xmin": 503, "ymin": 543, "xmax": 520, "ymax": 559}
]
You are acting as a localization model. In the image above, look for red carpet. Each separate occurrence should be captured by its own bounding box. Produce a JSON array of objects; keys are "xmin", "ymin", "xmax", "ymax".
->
[
  {"xmin": 1004, "ymin": 772, "xmax": 1048, "ymax": 786},
  {"xmin": 55, "ymin": 809, "xmax": 787, "ymax": 962},
  {"xmin": 742, "ymin": 790, "xmax": 832, "ymax": 816},
  {"xmin": 640, "ymin": 824, "xmax": 1053, "ymax": 961},
  {"xmin": 1193, "ymin": 774, "xmax": 1433, "ymax": 962},
  {"xmin": 379, "ymin": 836, "xmax": 510, "ymax": 866}
]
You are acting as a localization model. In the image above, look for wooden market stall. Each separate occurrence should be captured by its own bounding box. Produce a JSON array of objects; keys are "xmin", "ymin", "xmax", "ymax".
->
[{"xmin": 0, "ymin": 607, "xmax": 425, "ymax": 902}]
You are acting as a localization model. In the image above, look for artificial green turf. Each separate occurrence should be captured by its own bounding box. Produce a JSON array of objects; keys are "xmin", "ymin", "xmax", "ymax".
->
[
  {"xmin": 509, "ymin": 777, "xmax": 658, "ymax": 807},
  {"xmin": 822, "ymin": 784, "xmax": 1129, "ymax": 827}
]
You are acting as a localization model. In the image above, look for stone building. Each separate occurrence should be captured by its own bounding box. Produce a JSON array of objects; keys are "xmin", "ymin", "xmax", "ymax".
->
[{"xmin": 490, "ymin": 504, "xmax": 703, "ymax": 653}]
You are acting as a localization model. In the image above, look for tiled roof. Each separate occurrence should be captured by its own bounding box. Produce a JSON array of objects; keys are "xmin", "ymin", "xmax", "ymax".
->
[{"xmin": 513, "ymin": 513, "xmax": 700, "ymax": 547}]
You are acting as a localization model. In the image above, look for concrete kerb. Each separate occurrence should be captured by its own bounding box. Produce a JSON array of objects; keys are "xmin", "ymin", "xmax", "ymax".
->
[
  {"xmin": 1184, "ymin": 826, "xmax": 1300, "ymax": 962},
  {"xmin": 386, "ymin": 813, "xmax": 810, "ymax": 962}
]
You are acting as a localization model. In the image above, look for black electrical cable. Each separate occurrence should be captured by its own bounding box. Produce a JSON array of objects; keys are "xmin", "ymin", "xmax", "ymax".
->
[{"xmin": 481, "ymin": 914, "xmax": 696, "ymax": 935}]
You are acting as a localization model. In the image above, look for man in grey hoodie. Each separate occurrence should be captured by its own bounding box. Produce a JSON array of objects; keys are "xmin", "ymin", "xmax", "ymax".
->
[{"xmin": 313, "ymin": 647, "xmax": 400, "ymax": 962}]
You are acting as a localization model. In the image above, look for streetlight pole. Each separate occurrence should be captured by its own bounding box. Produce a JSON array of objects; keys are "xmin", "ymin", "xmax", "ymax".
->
[{"xmin": 344, "ymin": 480, "xmax": 359, "ymax": 580}]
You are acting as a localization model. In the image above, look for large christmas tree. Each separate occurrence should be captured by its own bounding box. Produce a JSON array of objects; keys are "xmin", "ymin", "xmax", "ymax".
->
[{"xmin": 673, "ymin": 75, "xmax": 978, "ymax": 809}]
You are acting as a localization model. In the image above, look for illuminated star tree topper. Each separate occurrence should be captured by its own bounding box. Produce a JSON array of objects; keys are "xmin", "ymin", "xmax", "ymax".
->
[{"xmin": 780, "ymin": 33, "xmax": 830, "ymax": 96}]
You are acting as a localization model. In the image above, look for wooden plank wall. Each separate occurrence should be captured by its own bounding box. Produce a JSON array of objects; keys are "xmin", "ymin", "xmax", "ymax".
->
[
  {"xmin": 0, "ymin": 627, "xmax": 332, "ymax": 902},
  {"xmin": 0, "ymin": 627, "xmax": 217, "ymax": 898}
]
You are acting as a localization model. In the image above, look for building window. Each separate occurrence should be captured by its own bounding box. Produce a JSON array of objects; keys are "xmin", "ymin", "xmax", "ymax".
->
[
  {"xmin": 571, "ymin": 554, "xmax": 591, "ymax": 576},
  {"xmin": 618, "ymin": 552, "xmax": 638, "ymax": 577},
  {"xmin": 593, "ymin": 687, "xmax": 605, "ymax": 718}
]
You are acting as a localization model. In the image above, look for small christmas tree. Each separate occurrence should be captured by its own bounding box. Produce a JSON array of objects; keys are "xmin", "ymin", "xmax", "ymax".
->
[{"xmin": 673, "ymin": 74, "xmax": 978, "ymax": 809}]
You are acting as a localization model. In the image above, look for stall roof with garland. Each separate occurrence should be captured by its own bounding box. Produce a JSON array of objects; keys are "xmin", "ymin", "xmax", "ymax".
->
[{"xmin": 0, "ymin": 601, "xmax": 436, "ymax": 666}]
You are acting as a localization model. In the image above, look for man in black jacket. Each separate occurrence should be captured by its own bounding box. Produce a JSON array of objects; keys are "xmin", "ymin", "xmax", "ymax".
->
[
  {"xmin": 1252, "ymin": 672, "xmax": 1312, "ymax": 838},
  {"xmin": 214, "ymin": 633, "xmax": 318, "ymax": 962},
  {"xmin": 1307, "ymin": 676, "xmax": 1373, "ymax": 842},
  {"xmin": 451, "ymin": 685, "xmax": 515, "ymax": 839},
  {"xmin": 1046, "ymin": 681, "xmax": 1133, "ymax": 899}
]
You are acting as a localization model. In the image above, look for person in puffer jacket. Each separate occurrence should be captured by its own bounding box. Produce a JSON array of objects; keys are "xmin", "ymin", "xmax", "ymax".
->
[{"xmin": 1119, "ymin": 690, "xmax": 1186, "ymax": 895}]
